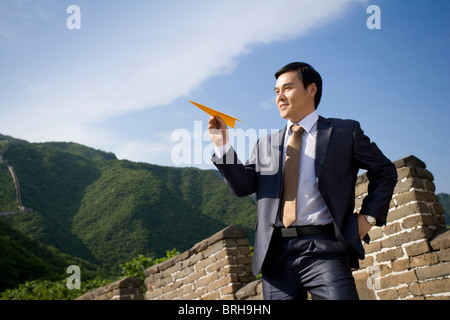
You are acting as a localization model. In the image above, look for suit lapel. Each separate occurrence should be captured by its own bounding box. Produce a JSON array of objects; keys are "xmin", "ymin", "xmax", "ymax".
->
[
  {"xmin": 276, "ymin": 126, "xmax": 287, "ymax": 193},
  {"xmin": 315, "ymin": 116, "xmax": 333, "ymax": 181}
]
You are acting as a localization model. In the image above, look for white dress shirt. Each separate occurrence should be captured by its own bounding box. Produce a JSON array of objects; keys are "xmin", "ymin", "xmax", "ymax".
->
[
  {"xmin": 214, "ymin": 110, "xmax": 333, "ymax": 227},
  {"xmin": 278, "ymin": 111, "xmax": 332, "ymax": 226}
]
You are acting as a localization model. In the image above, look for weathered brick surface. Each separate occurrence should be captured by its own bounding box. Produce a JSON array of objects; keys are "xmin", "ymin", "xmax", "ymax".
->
[
  {"xmin": 76, "ymin": 276, "xmax": 143, "ymax": 300},
  {"xmin": 144, "ymin": 225, "xmax": 256, "ymax": 300},
  {"xmin": 353, "ymin": 156, "xmax": 450, "ymax": 300}
]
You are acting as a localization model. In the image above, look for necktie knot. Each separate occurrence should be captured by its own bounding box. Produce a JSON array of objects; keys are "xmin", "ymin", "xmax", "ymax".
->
[{"xmin": 291, "ymin": 124, "xmax": 304, "ymax": 135}]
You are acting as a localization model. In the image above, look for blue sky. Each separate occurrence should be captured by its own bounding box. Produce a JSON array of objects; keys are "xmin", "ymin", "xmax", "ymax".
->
[{"xmin": 0, "ymin": 0, "xmax": 449, "ymax": 193}]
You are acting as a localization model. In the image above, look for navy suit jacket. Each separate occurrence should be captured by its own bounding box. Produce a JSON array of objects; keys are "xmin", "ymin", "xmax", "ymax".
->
[{"xmin": 212, "ymin": 116, "xmax": 397, "ymax": 276}]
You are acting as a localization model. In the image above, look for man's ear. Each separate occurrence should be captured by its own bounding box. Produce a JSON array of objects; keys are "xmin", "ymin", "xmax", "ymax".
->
[{"xmin": 308, "ymin": 83, "xmax": 317, "ymax": 97}]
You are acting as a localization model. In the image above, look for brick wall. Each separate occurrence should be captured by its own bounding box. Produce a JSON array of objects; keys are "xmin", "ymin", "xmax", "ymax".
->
[
  {"xmin": 76, "ymin": 276, "xmax": 143, "ymax": 300},
  {"xmin": 353, "ymin": 155, "xmax": 450, "ymax": 300},
  {"xmin": 144, "ymin": 225, "xmax": 255, "ymax": 300}
]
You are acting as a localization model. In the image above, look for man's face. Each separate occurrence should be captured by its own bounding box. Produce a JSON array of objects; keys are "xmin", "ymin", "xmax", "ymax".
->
[{"xmin": 274, "ymin": 70, "xmax": 316, "ymax": 123}]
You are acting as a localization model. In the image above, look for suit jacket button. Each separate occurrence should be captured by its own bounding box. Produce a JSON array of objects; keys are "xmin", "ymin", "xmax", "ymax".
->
[{"xmin": 270, "ymin": 223, "xmax": 275, "ymax": 228}]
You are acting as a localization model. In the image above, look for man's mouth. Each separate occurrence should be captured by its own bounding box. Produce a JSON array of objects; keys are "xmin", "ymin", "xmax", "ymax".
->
[{"xmin": 279, "ymin": 104, "xmax": 288, "ymax": 110}]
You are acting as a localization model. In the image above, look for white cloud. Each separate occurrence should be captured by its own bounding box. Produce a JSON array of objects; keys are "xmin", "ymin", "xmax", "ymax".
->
[{"xmin": 0, "ymin": 0, "xmax": 366, "ymax": 164}]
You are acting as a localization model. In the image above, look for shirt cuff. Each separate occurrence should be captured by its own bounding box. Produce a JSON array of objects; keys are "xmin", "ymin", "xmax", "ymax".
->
[{"xmin": 214, "ymin": 141, "xmax": 231, "ymax": 159}]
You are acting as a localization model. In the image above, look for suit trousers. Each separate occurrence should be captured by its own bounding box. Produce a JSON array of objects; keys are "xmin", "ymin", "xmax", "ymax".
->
[{"xmin": 261, "ymin": 229, "xmax": 359, "ymax": 300}]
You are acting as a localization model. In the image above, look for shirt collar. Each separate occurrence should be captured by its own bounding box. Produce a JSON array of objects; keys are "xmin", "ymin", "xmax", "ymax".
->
[{"xmin": 287, "ymin": 110, "xmax": 319, "ymax": 134}]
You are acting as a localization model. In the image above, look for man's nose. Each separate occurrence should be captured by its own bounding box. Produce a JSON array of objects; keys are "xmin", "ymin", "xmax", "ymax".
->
[{"xmin": 277, "ymin": 91, "xmax": 286, "ymax": 104}]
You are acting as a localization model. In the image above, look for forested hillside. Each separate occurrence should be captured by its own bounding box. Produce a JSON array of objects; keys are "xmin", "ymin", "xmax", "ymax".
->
[{"xmin": 0, "ymin": 135, "xmax": 257, "ymax": 283}]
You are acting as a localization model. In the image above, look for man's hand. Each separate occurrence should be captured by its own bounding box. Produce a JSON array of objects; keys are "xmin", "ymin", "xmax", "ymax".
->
[
  {"xmin": 208, "ymin": 115, "xmax": 229, "ymax": 147},
  {"xmin": 357, "ymin": 214, "xmax": 372, "ymax": 240}
]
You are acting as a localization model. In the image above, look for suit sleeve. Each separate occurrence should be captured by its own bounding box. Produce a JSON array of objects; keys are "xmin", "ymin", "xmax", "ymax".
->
[
  {"xmin": 353, "ymin": 121, "xmax": 398, "ymax": 226},
  {"xmin": 212, "ymin": 144, "xmax": 257, "ymax": 197}
]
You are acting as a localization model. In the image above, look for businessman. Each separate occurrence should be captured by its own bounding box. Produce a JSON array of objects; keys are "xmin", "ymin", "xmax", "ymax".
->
[{"xmin": 209, "ymin": 62, "xmax": 397, "ymax": 300}]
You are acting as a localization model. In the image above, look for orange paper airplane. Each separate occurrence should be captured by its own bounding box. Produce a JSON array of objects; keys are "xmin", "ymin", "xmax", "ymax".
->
[{"xmin": 189, "ymin": 100, "xmax": 241, "ymax": 128}]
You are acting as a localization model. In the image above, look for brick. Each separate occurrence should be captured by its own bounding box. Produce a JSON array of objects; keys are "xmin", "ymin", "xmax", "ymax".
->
[
  {"xmin": 359, "ymin": 255, "xmax": 373, "ymax": 269},
  {"xmin": 393, "ymin": 156, "xmax": 426, "ymax": 170},
  {"xmin": 387, "ymin": 202, "xmax": 431, "ymax": 223},
  {"xmin": 424, "ymin": 180, "xmax": 436, "ymax": 192},
  {"xmin": 376, "ymin": 247, "xmax": 404, "ymax": 263},
  {"xmin": 355, "ymin": 197, "xmax": 363, "ymax": 210},
  {"xmin": 236, "ymin": 255, "xmax": 252, "ymax": 265},
  {"xmin": 238, "ymin": 245, "xmax": 251, "ymax": 255},
  {"xmin": 430, "ymin": 229, "xmax": 450, "ymax": 250},
  {"xmin": 383, "ymin": 222, "xmax": 402, "ymax": 236},
  {"xmin": 206, "ymin": 257, "xmax": 229, "ymax": 273},
  {"xmin": 200, "ymin": 290, "xmax": 220, "ymax": 300},
  {"xmin": 433, "ymin": 202, "xmax": 444, "ymax": 215},
  {"xmin": 402, "ymin": 214, "xmax": 434, "ymax": 229},
  {"xmin": 394, "ymin": 190, "xmax": 436, "ymax": 207},
  {"xmin": 438, "ymin": 248, "xmax": 450, "ymax": 262},
  {"xmin": 415, "ymin": 262, "xmax": 450, "ymax": 280},
  {"xmin": 353, "ymin": 271, "xmax": 377, "ymax": 300},
  {"xmin": 238, "ymin": 274, "xmax": 256, "ymax": 283},
  {"xmin": 207, "ymin": 275, "xmax": 239, "ymax": 292},
  {"xmin": 403, "ymin": 240, "xmax": 432, "ymax": 257},
  {"xmin": 153, "ymin": 275, "xmax": 173, "ymax": 288},
  {"xmin": 379, "ymin": 270, "xmax": 418, "ymax": 289},
  {"xmin": 145, "ymin": 287, "xmax": 164, "ymax": 300},
  {"xmin": 219, "ymin": 265, "xmax": 245, "ymax": 277},
  {"xmin": 195, "ymin": 255, "xmax": 216, "ymax": 270},
  {"xmin": 355, "ymin": 181, "xmax": 368, "ymax": 197},
  {"xmin": 368, "ymin": 227, "xmax": 383, "ymax": 241},
  {"xmin": 396, "ymin": 166, "xmax": 413, "ymax": 181},
  {"xmin": 183, "ymin": 252, "xmax": 204, "ymax": 267},
  {"xmin": 183, "ymin": 288, "xmax": 206, "ymax": 300},
  {"xmin": 220, "ymin": 283, "xmax": 242, "ymax": 296},
  {"xmin": 392, "ymin": 259, "xmax": 410, "ymax": 272},
  {"xmin": 381, "ymin": 228, "xmax": 427, "ymax": 249},
  {"xmin": 408, "ymin": 283, "xmax": 423, "ymax": 297},
  {"xmin": 393, "ymin": 177, "xmax": 426, "ymax": 194},
  {"xmin": 378, "ymin": 288, "xmax": 398, "ymax": 300},
  {"xmin": 175, "ymin": 265, "xmax": 194, "ymax": 280},
  {"xmin": 162, "ymin": 263, "xmax": 181, "ymax": 278},
  {"xmin": 236, "ymin": 238, "xmax": 250, "ymax": 246},
  {"xmin": 203, "ymin": 241, "xmax": 226, "ymax": 258},
  {"xmin": 196, "ymin": 273, "xmax": 219, "ymax": 289},
  {"xmin": 414, "ymin": 167, "xmax": 434, "ymax": 181},
  {"xmin": 397, "ymin": 286, "xmax": 410, "ymax": 299},
  {"xmin": 235, "ymin": 280, "xmax": 262, "ymax": 300},
  {"xmin": 409, "ymin": 252, "xmax": 439, "ymax": 268},
  {"xmin": 184, "ymin": 269, "xmax": 205, "ymax": 284},
  {"xmin": 425, "ymin": 295, "xmax": 450, "ymax": 300},
  {"xmin": 419, "ymin": 278, "xmax": 450, "ymax": 295},
  {"xmin": 215, "ymin": 249, "xmax": 229, "ymax": 260}
]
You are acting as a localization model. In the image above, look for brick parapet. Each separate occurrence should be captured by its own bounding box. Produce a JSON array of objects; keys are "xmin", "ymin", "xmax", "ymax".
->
[
  {"xmin": 144, "ymin": 225, "xmax": 255, "ymax": 300},
  {"xmin": 353, "ymin": 155, "xmax": 449, "ymax": 300}
]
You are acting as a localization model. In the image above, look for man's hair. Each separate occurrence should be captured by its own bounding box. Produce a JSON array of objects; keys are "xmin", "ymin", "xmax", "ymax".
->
[{"xmin": 274, "ymin": 62, "xmax": 323, "ymax": 109}]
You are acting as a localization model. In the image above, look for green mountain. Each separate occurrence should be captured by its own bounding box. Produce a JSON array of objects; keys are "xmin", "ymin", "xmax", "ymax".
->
[
  {"xmin": 0, "ymin": 135, "xmax": 256, "ymax": 280},
  {"xmin": 0, "ymin": 218, "xmax": 101, "ymax": 292}
]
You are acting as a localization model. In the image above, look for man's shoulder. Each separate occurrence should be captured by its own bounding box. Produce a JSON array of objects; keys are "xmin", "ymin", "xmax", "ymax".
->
[{"xmin": 319, "ymin": 116, "xmax": 359, "ymax": 128}]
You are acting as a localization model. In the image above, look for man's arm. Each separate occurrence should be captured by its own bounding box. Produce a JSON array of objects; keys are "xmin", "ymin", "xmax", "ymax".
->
[
  {"xmin": 209, "ymin": 116, "xmax": 257, "ymax": 197},
  {"xmin": 353, "ymin": 121, "xmax": 398, "ymax": 238}
]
